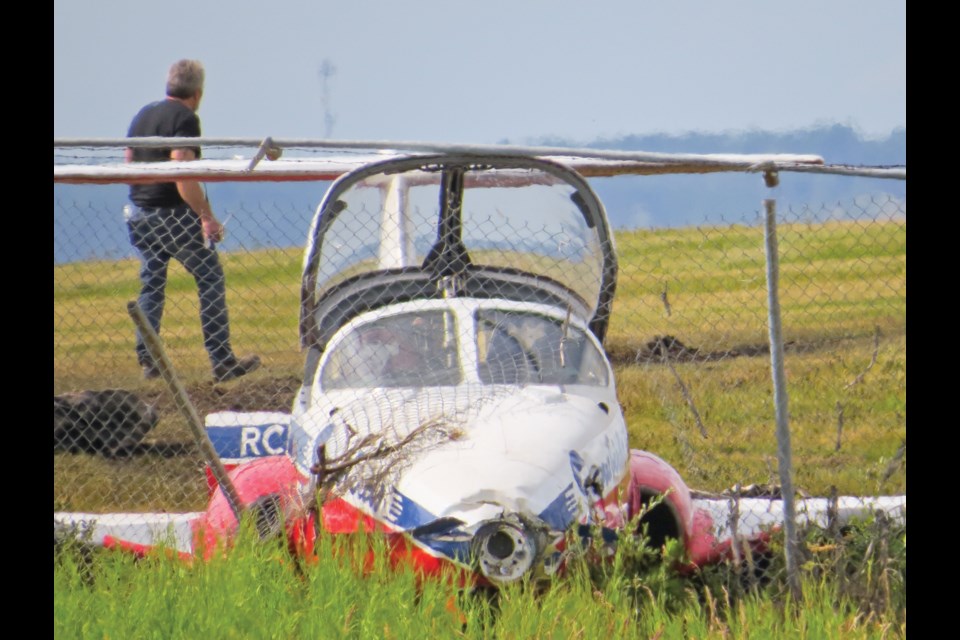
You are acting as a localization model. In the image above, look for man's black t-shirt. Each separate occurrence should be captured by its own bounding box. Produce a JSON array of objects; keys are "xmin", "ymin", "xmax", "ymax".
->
[{"xmin": 127, "ymin": 99, "xmax": 202, "ymax": 208}]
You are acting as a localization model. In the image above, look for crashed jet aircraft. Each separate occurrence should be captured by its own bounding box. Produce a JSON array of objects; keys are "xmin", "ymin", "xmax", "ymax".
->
[{"xmin": 56, "ymin": 152, "xmax": 905, "ymax": 586}]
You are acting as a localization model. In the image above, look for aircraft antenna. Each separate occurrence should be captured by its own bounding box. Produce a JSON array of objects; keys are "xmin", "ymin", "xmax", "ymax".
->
[{"xmin": 559, "ymin": 305, "xmax": 572, "ymax": 367}]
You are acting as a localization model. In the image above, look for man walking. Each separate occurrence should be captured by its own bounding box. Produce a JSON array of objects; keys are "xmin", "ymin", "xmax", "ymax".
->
[{"xmin": 125, "ymin": 59, "xmax": 259, "ymax": 382}]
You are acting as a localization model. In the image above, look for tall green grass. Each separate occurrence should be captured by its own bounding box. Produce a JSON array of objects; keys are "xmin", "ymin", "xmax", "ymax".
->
[{"xmin": 54, "ymin": 510, "xmax": 906, "ymax": 639}]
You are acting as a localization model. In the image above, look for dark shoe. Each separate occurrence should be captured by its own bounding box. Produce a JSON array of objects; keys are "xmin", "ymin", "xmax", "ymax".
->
[
  {"xmin": 142, "ymin": 362, "xmax": 161, "ymax": 380},
  {"xmin": 213, "ymin": 355, "xmax": 261, "ymax": 382}
]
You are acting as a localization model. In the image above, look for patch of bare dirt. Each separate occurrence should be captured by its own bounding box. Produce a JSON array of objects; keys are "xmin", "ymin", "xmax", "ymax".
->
[
  {"xmin": 140, "ymin": 373, "xmax": 301, "ymax": 426},
  {"xmin": 606, "ymin": 334, "xmax": 801, "ymax": 366}
]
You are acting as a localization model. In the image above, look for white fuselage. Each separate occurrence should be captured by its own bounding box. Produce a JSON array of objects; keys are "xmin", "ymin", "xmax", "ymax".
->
[{"xmin": 289, "ymin": 298, "xmax": 629, "ymax": 550}]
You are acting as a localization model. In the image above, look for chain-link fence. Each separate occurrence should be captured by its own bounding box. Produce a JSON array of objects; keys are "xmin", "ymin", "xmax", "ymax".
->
[{"xmin": 54, "ymin": 150, "xmax": 905, "ymax": 598}]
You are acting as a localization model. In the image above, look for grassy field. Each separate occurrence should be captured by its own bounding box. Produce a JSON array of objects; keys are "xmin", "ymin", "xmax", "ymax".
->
[
  {"xmin": 53, "ymin": 218, "xmax": 906, "ymax": 512},
  {"xmin": 54, "ymin": 511, "xmax": 906, "ymax": 639}
]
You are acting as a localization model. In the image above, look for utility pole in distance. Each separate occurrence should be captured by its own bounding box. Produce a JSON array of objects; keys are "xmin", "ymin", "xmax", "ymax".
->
[{"xmin": 318, "ymin": 59, "xmax": 337, "ymax": 139}]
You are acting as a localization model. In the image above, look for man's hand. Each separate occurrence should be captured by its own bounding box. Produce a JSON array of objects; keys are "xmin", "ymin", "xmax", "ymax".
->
[{"xmin": 202, "ymin": 217, "xmax": 224, "ymax": 244}]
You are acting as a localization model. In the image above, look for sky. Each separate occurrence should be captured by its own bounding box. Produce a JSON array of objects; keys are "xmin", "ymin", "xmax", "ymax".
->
[{"xmin": 53, "ymin": 1, "xmax": 906, "ymax": 145}]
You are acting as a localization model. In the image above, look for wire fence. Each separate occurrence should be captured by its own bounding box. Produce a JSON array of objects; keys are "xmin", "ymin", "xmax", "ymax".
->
[{"xmin": 53, "ymin": 149, "xmax": 905, "ymax": 600}]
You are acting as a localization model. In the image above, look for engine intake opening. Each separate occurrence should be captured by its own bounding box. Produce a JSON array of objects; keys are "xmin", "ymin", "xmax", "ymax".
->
[
  {"xmin": 251, "ymin": 494, "xmax": 284, "ymax": 541},
  {"xmin": 636, "ymin": 489, "xmax": 682, "ymax": 549}
]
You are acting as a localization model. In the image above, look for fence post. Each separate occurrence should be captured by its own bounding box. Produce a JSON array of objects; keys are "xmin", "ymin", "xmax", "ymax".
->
[
  {"xmin": 126, "ymin": 300, "xmax": 245, "ymax": 525},
  {"xmin": 762, "ymin": 188, "xmax": 802, "ymax": 601}
]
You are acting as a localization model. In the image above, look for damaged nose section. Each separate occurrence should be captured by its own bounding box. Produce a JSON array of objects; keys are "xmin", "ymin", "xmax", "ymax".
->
[{"xmin": 471, "ymin": 513, "xmax": 555, "ymax": 584}]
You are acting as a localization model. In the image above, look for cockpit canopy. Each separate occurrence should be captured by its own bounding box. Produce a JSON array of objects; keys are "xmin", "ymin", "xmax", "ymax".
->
[{"xmin": 300, "ymin": 154, "xmax": 618, "ymax": 353}]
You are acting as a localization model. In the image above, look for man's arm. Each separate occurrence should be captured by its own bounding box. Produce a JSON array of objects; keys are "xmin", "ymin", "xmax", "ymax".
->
[{"xmin": 171, "ymin": 147, "xmax": 223, "ymax": 243}]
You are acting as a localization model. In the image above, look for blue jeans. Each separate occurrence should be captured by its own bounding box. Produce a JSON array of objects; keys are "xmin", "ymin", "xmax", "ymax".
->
[{"xmin": 126, "ymin": 205, "xmax": 235, "ymax": 368}]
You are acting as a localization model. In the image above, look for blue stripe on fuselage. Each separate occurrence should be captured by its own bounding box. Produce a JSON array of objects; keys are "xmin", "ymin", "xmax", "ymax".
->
[{"xmin": 538, "ymin": 483, "xmax": 579, "ymax": 531}]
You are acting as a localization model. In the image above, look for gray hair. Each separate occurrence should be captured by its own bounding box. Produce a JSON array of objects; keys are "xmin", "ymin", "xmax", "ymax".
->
[{"xmin": 165, "ymin": 59, "xmax": 205, "ymax": 99}]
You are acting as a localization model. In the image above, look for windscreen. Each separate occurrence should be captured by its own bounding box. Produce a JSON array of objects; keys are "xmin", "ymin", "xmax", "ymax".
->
[
  {"xmin": 475, "ymin": 309, "xmax": 608, "ymax": 386},
  {"xmin": 320, "ymin": 309, "xmax": 460, "ymax": 389}
]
